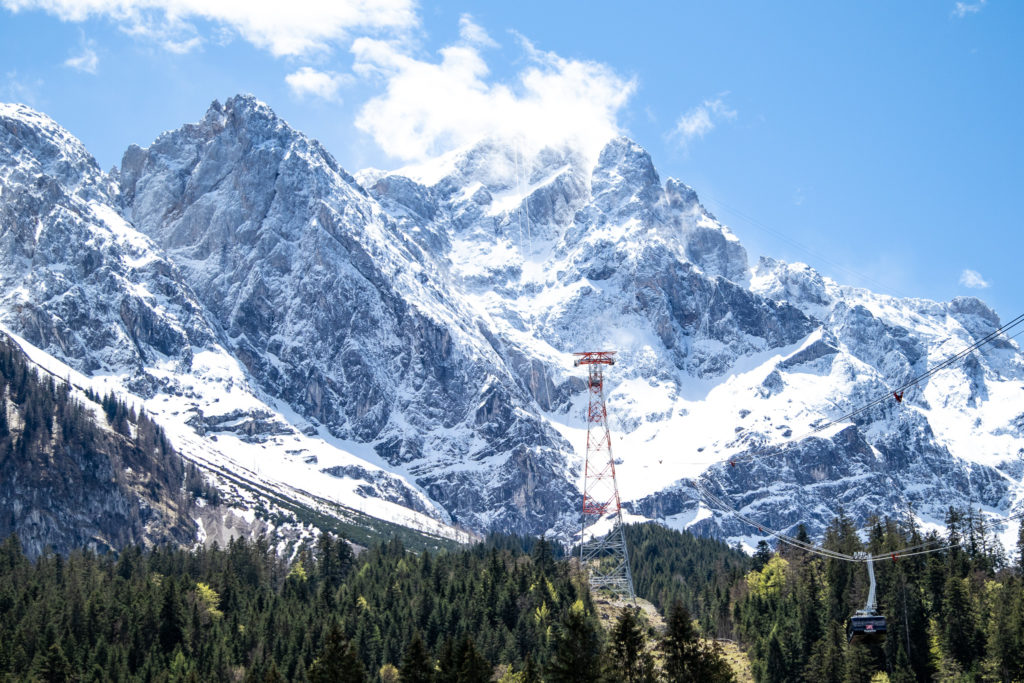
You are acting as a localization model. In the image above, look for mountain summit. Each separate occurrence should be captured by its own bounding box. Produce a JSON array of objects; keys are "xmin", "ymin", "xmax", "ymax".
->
[{"xmin": 2, "ymin": 96, "xmax": 1022, "ymax": 548}]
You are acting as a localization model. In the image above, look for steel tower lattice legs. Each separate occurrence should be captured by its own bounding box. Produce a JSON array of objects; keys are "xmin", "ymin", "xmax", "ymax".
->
[{"xmin": 574, "ymin": 351, "xmax": 635, "ymax": 601}]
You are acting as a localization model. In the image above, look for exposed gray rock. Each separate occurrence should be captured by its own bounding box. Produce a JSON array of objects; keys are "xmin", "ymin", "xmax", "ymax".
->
[{"xmin": 3, "ymin": 96, "xmax": 1023, "ymax": 549}]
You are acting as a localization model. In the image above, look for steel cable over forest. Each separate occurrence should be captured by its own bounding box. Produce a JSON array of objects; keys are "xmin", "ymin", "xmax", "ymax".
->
[{"xmin": 689, "ymin": 478, "xmax": 1024, "ymax": 565}]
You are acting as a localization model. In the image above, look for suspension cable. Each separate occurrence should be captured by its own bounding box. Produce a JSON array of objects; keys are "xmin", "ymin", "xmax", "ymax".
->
[
  {"xmin": 722, "ymin": 311, "xmax": 1024, "ymax": 467},
  {"xmin": 690, "ymin": 477, "xmax": 1024, "ymax": 564}
]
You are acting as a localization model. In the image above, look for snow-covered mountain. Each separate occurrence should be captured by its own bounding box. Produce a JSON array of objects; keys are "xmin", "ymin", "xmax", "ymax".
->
[
  {"xmin": 0, "ymin": 100, "xmax": 471, "ymax": 546},
  {"xmin": 2, "ymin": 96, "xmax": 1021, "ymax": 551}
]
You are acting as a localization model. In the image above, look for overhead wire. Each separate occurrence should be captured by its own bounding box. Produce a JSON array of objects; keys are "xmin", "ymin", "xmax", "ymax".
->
[
  {"xmin": 685, "ymin": 307, "xmax": 1024, "ymax": 560},
  {"xmin": 690, "ymin": 477, "xmax": 1024, "ymax": 564},
  {"xmin": 721, "ymin": 311, "xmax": 1024, "ymax": 468},
  {"xmin": 804, "ymin": 311, "xmax": 1024, "ymax": 436},
  {"xmin": 639, "ymin": 191, "xmax": 1024, "ymax": 576},
  {"xmin": 621, "ymin": 193, "xmax": 1024, "ymax": 562}
]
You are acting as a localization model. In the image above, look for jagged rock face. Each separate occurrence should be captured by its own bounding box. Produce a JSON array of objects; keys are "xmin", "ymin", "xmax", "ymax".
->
[
  {"xmin": 0, "ymin": 103, "xmax": 214, "ymax": 378},
  {"xmin": 365, "ymin": 129, "xmax": 1024, "ymax": 541},
  {"xmin": 2, "ymin": 96, "xmax": 1023, "ymax": 546},
  {"xmin": 117, "ymin": 96, "xmax": 577, "ymax": 535}
]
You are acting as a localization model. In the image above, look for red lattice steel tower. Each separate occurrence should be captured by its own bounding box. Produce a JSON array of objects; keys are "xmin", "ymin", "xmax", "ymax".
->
[{"xmin": 574, "ymin": 351, "xmax": 635, "ymax": 600}]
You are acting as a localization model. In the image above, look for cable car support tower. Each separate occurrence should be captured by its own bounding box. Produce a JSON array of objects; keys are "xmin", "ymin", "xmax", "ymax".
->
[{"xmin": 574, "ymin": 351, "xmax": 635, "ymax": 601}]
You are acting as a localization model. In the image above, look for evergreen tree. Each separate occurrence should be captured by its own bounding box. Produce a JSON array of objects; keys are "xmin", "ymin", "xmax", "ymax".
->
[
  {"xmin": 544, "ymin": 600, "xmax": 602, "ymax": 682},
  {"xmin": 843, "ymin": 642, "xmax": 874, "ymax": 683},
  {"xmin": 1017, "ymin": 523, "xmax": 1024, "ymax": 571},
  {"xmin": 661, "ymin": 600, "xmax": 734, "ymax": 683},
  {"xmin": 753, "ymin": 540, "xmax": 772, "ymax": 572},
  {"xmin": 605, "ymin": 607, "xmax": 655, "ymax": 683},
  {"xmin": 805, "ymin": 621, "xmax": 845, "ymax": 683},
  {"xmin": 941, "ymin": 575, "xmax": 977, "ymax": 668},
  {"xmin": 762, "ymin": 631, "xmax": 787, "ymax": 683},
  {"xmin": 455, "ymin": 635, "xmax": 491, "ymax": 683},
  {"xmin": 309, "ymin": 624, "xmax": 366, "ymax": 683},
  {"xmin": 521, "ymin": 653, "xmax": 541, "ymax": 683},
  {"xmin": 35, "ymin": 642, "xmax": 72, "ymax": 683},
  {"xmin": 399, "ymin": 631, "xmax": 434, "ymax": 683},
  {"xmin": 159, "ymin": 576, "xmax": 185, "ymax": 654},
  {"xmin": 261, "ymin": 662, "xmax": 287, "ymax": 683}
]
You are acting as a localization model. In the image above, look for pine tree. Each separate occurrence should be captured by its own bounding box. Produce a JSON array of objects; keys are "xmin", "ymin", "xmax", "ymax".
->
[
  {"xmin": 661, "ymin": 600, "xmax": 734, "ymax": 683},
  {"xmin": 843, "ymin": 642, "xmax": 874, "ymax": 683},
  {"xmin": 805, "ymin": 621, "xmax": 845, "ymax": 683},
  {"xmin": 521, "ymin": 653, "xmax": 541, "ymax": 683},
  {"xmin": 763, "ymin": 631, "xmax": 787, "ymax": 683},
  {"xmin": 941, "ymin": 575, "xmax": 977, "ymax": 668},
  {"xmin": 455, "ymin": 635, "xmax": 491, "ymax": 683},
  {"xmin": 159, "ymin": 576, "xmax": 185, "ymax": 654},
  {"xmin": 753, "ymin": 540, "xmax": 772, "ymax": 571},
  {"xmin": 262, "ymin": 662, "xmax": 287, "ymax": 682},
  {"xmin": 544, "ymin": 600, "xmax": 602, "ymax": 682},
  {"xmin": 399, "ymin": 631, "xmax": 434, "ymax": 683},
  {"xmin": 531, "ymin": 540, "xmax": 555, "ymax": 575},
  {"xmin": 35, "ymin": 642, "xmax": 72, "ymax": 683},
  {"xmin": 1016, "ymin": 523, "xmax": 1024, "ymax": 571},
  {"xmin": 605, "ymin": 607, "xmax": 655, "ymax": 683},
  {"xmin": 309, "ymin": 624, "xmax": 366, "ymax": 683}
]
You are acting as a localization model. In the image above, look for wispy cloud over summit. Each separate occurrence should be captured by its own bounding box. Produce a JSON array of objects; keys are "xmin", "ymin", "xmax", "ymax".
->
[
  {"xmin": 286, "ymin": 67, "xmax": 351, "ymax": 102},
  {"xmin": 352, "ymin": 29, "xmax": 635, "ymax": 163},
  {"xmin": 64, "ymin": 37, "xmax": 98, "ymax": 74},
  {"xmin": 959, "ymin": 269, "xmax": 990, "ymax": 289},
  {"xmin": 670, "ymin": 96, "xmax": 736, "ymax": 150}
]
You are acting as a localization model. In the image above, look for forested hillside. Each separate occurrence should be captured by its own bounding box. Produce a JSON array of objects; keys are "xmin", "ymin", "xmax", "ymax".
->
[
  {"xmin": 0, "ymin": 333, "xmax": 210, "ymax": 557},
  {"xmin": 1, "ymin": 483, "xmax": 1022, "ymax": 681},
  {"xmin": 0, "ymin": 531, "xmax": 740, "ymax": 682}
]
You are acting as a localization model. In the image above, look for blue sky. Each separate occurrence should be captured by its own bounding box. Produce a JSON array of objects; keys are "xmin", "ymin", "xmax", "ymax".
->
[{"xmin": 1, "ymin": 1, "xmax": 1020, "ymax": 319}]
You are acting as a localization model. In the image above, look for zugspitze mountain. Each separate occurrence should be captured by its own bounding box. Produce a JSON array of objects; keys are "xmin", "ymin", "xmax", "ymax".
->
[{"xmin": 2, "ymin": 95, "xmax": 1022, "ymax": 549}]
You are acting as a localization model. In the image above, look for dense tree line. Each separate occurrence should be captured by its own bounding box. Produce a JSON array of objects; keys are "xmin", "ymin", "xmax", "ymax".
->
[
  {"xmin": 0, "ymin": 531, "xmax": 737, "ymax": 681},
  {"xmin": 626, "ymin": 522, "xmax": 750, "ymax": 638}
]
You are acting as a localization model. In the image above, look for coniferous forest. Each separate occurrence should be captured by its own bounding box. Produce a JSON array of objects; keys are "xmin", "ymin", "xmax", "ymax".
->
[
  {"xmin": 3, "ymin": 332, "xmax": 1024, "ymax": 681},
  {"xmin": 0, "ymin": 510, "xmax": 1022, "ymax": 681},
  {"xmin": 0, "ymin": 530, "xmax": 734, "ymax": 682}
]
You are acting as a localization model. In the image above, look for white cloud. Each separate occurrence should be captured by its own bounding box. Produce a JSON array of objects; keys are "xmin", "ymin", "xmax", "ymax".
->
[
  {"xmin": 64, "ymin": 39, "xmax": 99, "ymax": 73},
  {"xmin": 959, "ymin": 269, "xmax": 989, "ymax": 289},
  {"xmin": 0, "ymin": 0, "xmax": 418, "ymax": 56},
  {"xmin": 953, "ymin": 0, "xmax": 986, "ymax": 18},
  {"xmin": 458, "ymin": 14, "xmax": 497, "ymax": 48},
  {"xmin": 162, "ymin": 35, "xmax": 201, "ymax": 53},
  {"xmin": 671, "ymin": 97, "xmax": 736, "ymax": 149},
  {"xmin": 351, "ymin": 33, "xmax": 635, "ymax": 163},
  {"xmin": 286, "ymin": 66, "xmax": 351, "ymax": 102}
]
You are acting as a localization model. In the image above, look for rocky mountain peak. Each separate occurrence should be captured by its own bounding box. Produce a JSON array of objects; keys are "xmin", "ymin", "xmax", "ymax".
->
[
  {"xmin": 593, "ymin": 136, "xmax": 660, "ymax": 192},
  {"xmin": 0, "ymin": 102, "xmax": 105, "ymax": 201},
  {"xmin": 2, "ymin": 96, "xmax": 1022, "ymax": 550}
]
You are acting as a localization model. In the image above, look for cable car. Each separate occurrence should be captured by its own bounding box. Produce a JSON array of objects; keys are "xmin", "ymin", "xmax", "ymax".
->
[
  {"xmin": 848, "ymin": 610, "xmax": 887, "ymax": 643},
  {"xmin": 847, "ymin": 555, "xmax": 887, "ymax": 644}
]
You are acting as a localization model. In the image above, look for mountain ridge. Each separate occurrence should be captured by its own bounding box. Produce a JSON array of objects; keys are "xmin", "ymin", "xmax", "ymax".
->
[{"xmin": 1, "ymin": 94, "xmax": 1021, "ymax": 551}]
